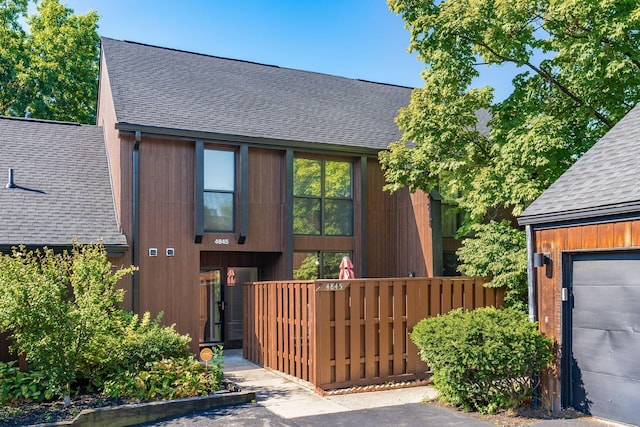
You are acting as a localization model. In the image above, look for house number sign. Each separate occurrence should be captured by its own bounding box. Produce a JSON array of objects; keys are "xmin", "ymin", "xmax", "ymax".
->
[
  {"xmin": 316, "ymin": 282, "xmax": 350, "ymax": 292},
  {"xmin": 214, "ymin": 238, "xmax": 230, "ymax": 245}
]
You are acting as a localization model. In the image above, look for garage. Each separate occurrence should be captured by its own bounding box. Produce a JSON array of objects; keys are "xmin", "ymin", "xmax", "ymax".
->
[
  {"xmin": 565, "ymin": 251, "xmax": 640, "ymax": 425},
  {"xmin": 518, "ymin": 103, "xmax": 640, "ymax": 421}
]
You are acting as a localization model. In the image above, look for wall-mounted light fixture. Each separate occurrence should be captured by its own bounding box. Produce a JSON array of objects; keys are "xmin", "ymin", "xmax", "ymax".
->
[
  {"xmin": 533, "ymin": 252, "xmax": 550, "ymax": 268},
  {"xmin": 166, "ymin": 248, "xmax": 175, "ymax": 257},
  {"xmin": 149, "ymin": 248, "xmax": 158, "ymax": 257}
]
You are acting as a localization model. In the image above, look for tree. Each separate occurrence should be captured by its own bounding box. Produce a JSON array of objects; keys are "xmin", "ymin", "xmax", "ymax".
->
[
  {"xmin": 0, "ymin": 0, "xmax": 99, "ymax": 123},
  {"xmin": 381, "ymin": 0, "xmax": 640, "ymax": 306}
]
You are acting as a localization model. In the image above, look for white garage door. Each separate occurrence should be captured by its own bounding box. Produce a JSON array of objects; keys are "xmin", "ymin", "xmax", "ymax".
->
[{"xmin": 568, "ymin": 251, "xmax": 640, "ymax": 426}]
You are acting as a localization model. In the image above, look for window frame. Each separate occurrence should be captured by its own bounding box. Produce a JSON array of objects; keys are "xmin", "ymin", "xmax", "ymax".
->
[
  {"xmin": 293, "ymin": 157, "xmax": 354, "ymax": 236},
  {"xmin": 203, "ymin": 148, "xmax": 237, "ymax": 233}
]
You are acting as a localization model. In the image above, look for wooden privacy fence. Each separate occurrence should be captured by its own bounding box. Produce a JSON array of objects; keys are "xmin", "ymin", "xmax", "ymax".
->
[{"xmin": 243, "ymin": 277, "xmax": 503, "ymax": 391}]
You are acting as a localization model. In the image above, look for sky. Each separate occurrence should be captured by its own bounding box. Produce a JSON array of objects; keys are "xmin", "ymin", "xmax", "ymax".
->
[{"xmin": 61, "ymin": 0, "xmax": 513, "ymax": 100}]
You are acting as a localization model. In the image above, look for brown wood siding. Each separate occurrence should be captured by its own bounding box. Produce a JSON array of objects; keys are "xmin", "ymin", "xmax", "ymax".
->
[
  {"xmin": 366, "ymin": 159, "xmax": 393, "ymax": 277},
  {"xmin": 97, "ymin": 56, "xmax": 133, "ymax": 310},
  {"xmin": 392, "ymin": 189, "xmax": 433, "ymax": 277},
  {"xmin": 137, "ymin": 136, "xmax": 200, "ymax": 353},
  {"xmin": 533, "ymin": 219, "xmax": 640, "ymax": 410}
]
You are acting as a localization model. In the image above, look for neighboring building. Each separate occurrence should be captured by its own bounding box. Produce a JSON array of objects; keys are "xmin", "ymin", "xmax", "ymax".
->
[
  {"xmin": 0, "ymin": 116, "xmax": 128, "ymax": 362},
  {"xmin": 0, "ymin": 116, "xmax": 127, "ymax": 254},
  {"xmin": 519, "ymin": 103, "xmax": 640, "ymax": 426},
  {"xmin": 97, "ymin": 37, "xmax": 451, "ymax": 352}
]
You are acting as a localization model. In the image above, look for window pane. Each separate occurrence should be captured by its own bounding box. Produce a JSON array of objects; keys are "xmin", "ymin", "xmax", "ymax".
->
[
  {"xmin": 324, "ymin": 199, "xmax": 353, "ymax": 236},
  {"xmin": 294, "ymin": 158, "xmax": 321, "ymax": 197},
  {"xmin": 322, "ymin": 252, "xmax": 351, "ymax": 279},
  {"xmin": 293, "ymin": 197, "xmax": 321, "ymax": 235},
  {"xmin": 325, "ymin": 161, "xmax": 352, "ymax": 198},
  {"xmin": 204, "ymin": 192, "xmax": 234, "ymax": 231},
  {"xmin": 204, "ymin": 150, "xmax": 235, "ymax": 191},
  {"xmin": 293, "ymin": 252, "xmax": 319, "ymax": 280}
]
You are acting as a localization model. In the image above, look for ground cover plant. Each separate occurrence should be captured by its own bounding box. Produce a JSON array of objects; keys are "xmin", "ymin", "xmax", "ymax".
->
[
  {"xmin": 410, "ymin": 307, "xmax": 553, "ymax": 413},
  {"xmin": 0, "ymin": 243, "xmax": 223, "ymax": 424}
]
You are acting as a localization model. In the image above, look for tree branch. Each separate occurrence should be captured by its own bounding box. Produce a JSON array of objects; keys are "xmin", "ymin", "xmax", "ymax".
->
[{"xmin": 460, "ymin": 34, "xmax": 614, "ymax": 128}]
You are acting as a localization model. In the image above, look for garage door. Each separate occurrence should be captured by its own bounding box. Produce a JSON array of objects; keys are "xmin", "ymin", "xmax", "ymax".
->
[{"xmin": 568, "ymin": 251, "xmax": 640, "ymax": 426}]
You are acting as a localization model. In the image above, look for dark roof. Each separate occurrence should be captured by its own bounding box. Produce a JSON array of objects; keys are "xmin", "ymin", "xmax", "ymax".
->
[
  {"xmin": 100, "ymin": 37, "xmax": 413, "ymax": 151},
  {"xmin": 0, "ymin": 116, "xmax": 127, "ymax": 249},
  {"xmin": 519, "ymin": 103, "xmax": 640, "ymax": 226}
]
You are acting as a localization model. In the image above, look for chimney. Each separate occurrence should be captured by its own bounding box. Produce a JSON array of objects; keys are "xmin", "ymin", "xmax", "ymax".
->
[{"xmin": 5, "ymin": 168, "xmax": 16, "ymax": 189}]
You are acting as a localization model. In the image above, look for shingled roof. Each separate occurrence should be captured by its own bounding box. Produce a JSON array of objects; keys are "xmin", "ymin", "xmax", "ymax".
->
[
  {"xmin": 0, "ymin": 117, "xmax": 127, "ymax": 251},
  {"xmin": 519, "ymin": 103, "xmax": 640, "ymax": 226},
  {"xmin": 100, "ymin": 37, "xmax": 413, "ymax": 151}
]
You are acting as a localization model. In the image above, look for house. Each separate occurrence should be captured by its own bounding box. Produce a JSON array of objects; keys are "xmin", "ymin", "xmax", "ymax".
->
[
  {"xmin": 96, "ymin": 37, "xmax": 455, "ymax": 352},
  {"xmin": 518, "ymin": 103, "xmax": 640, "ymax": 426}
]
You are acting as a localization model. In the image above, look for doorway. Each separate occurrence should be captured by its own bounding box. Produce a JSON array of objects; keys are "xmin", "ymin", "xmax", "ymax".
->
[{"xmin": 199, "ymin": 267, "xmax": 257, "ymax": 349}]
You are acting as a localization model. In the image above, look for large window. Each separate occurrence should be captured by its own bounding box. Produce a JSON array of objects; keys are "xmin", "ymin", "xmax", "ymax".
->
[
  {"xmin": 204, "ymin": 149, "xmax": 235, "ymax": 232},
  {"xmin": 293, "ymin": 158, "xmax": 353, "ymax": 235},
  {"xmin": 293, "ymin": 251, "xmax": 352, "ymax": 280}
]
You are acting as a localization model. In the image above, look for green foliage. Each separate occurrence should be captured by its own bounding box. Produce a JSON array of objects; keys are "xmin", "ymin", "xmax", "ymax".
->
[
  {"xmin": 456, "ymin": 221, "xmax": 528, "ymax": 311},
  {"xmin": 0, "ymin": 244, "xmax": 135, "ymax": 398},
  {"xmin": 103, "ymin": 354, "xmax": 224, "ymax": 401},
  {"xmin": 0, "ymin": 362, "xmax": 54, "ymax": 404},
  {"xmin": 90, "ymin": 312, "xmax": 192, "ymax": 386},
  {"xmin": 0, "ymin": 0, "xmax": 99, "ymax": 123},
  {"xmin": 383, "ymin": 0, "xmax": 640, "ymax": 308},
  {"xmin": 410, "ymin": 307, "xmax": 553, "ymax": 413},
  {"xmin": 294, "ymin": 253, "xmax": 319, "ymax": 280}
]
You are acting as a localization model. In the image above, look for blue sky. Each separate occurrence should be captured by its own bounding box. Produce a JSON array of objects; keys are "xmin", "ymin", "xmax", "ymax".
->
[{"xmin": 62, "ymin": 0, "xmax": 513, "ymax": 99}]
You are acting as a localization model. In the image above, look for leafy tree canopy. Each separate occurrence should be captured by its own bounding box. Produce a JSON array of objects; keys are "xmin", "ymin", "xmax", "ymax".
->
[
  {"xmin": 0, "ymin": 0, "xmax": 99, "ymax": 123},
  {"xmin": 382, "ymin": 0, "xmax": 640, "ymax": 305}
]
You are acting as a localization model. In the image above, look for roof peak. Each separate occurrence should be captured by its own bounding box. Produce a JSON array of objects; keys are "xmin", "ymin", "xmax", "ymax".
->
[
  {"xmin": 100, "ymin": 37, "xmax": 415, "ymax": 90},
  {"xmin": 0, "ymin": 115, "xmax": 87, "ymax": 127}
]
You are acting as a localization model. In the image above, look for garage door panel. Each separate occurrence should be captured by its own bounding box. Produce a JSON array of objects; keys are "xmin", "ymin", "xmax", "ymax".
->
[
  {"xmin": 571, "ymin": 369, "xmax": 640, "ymax": 426},
  {"xmin": 573, "ymin": 258, "xmax": 640, "ymax": 286},
  {"xmin": 572, "ymin": 328, "xmax": 640, "ymax": 378},
  {"xmin": 569, "ymin": 251, "xmax": 640, "ymax": 426},
  {"xmin": 572, "ymin": 289, "xmax": 640, "ymax": 331}
]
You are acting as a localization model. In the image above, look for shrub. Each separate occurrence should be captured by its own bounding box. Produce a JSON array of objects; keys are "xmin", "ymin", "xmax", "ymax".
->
[
  {"xmin": 0, "ymin": 243, "xmax": 135, "ymax": 398},
  {"xmin": 88, "ymin": 311, "xmax": 192, "ymax": 386},
  {"xmin": 0, "ymin": 362, "xmax": 54, "ymax": 404},
  {"xmin": 103, "ymin": 352, "xmax": 224, "ymax": 401},
  {"xmin": 410, "ymin": 307, "xmax": 553, "ymax": 413}
]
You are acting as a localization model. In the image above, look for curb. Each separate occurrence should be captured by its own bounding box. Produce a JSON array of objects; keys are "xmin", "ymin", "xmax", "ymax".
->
[{"xmin": 41, "ymin": 390, "xmax": 256, "ymax": 427}]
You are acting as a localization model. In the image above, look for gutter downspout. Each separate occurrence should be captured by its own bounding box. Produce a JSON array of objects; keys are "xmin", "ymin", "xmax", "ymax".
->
[
  {"xmin": 525, "ymin": 224, "xmax": 540, "ymax": 409},
  {"xmin": 132, "ymin": 131, "xmax": 141, "ymax": 313},
  {"xmin": 526, "ymin": 224, "xmax": 537, "ymax": 322}
]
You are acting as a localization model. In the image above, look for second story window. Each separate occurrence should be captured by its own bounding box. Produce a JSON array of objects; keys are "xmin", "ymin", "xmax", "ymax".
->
[
  {"xmin": 204, "ymin": 149, "xmax": 235, "ymax": 232},
  {"xmin": 293, "ymin": 158, "xmax": 353, "ymax": 236}
]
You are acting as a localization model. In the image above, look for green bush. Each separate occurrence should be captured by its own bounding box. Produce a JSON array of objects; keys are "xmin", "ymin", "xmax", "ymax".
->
[
  {"xmin": 0, "ymin": 244, "xmax": 136, "ymax": 398},
  {"xmin": 410, "ymin": 307, "xmax": 553, "ymax": 413},
  {"xmin": 0, "ymin": 362, "xmax": 54, "ymax": 403},
  {"xmin": 103, "ymin": 352, "xmax": 224, "ymax": 401},
  {"xmin": 87, "ymin": 311, "xmax": 192, "ymax": 387}
]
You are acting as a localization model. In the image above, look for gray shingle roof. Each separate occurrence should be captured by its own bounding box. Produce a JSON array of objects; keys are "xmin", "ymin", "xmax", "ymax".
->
[
  {"xmin": 0, "ymin": 117, "xmax": 127, "ymax": 248},
  {"xmin": 519, "ymin": 103, "xmax": 640, "ymax": 226},
  {"xmin": 100, "ymin": 37, "xmax": 413, "ymax": 150}
]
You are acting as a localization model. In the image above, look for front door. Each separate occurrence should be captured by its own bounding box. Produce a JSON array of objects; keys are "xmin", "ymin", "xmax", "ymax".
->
[{"xmin": 199, "ymin": 267, "xmax": 257, "ymax": 349}]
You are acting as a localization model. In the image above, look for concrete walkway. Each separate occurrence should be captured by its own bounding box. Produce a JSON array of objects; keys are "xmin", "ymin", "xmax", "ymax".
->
[{"xmin": 139, "ymin": 350, "xmax": 620, "ymax": 426}]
